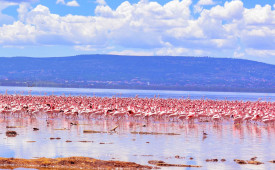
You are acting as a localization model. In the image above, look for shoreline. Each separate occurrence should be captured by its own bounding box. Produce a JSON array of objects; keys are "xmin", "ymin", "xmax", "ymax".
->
[{"xmin": 1, "ymin": 85, "xmax": 275, "ymax": 95}]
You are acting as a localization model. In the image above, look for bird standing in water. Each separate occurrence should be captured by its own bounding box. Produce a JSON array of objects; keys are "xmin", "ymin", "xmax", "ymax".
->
[{"xmin": 202, "ymin": 130, "xmax": 208, "ymax": 140}]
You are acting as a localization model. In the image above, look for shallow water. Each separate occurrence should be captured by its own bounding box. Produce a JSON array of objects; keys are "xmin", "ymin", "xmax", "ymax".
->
[
  {"xmin": 0, "ymin": 86, "xmax": 274, "ymax": 169},
  {"xmin": 0, "ymin": 86, "xmax": 274, "ymax": 101},
  {"xmin": 0, "ymin": 117, "xmax": 274, "ymax": 170}
]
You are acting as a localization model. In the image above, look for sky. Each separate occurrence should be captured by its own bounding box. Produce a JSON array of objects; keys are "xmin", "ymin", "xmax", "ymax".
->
[{"xmin": 0, "ymin": 0, "xmax": 274, "ymax": 64}]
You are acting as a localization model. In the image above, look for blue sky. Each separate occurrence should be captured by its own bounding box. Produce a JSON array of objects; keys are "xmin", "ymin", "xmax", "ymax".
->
[{"xmin": 0, "ymin": 0, "xmax": 274, "ymax": 64}]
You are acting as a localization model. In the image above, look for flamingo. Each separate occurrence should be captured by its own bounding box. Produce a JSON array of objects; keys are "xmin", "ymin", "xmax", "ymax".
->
[
  {"xmin": 212, "ymin": 114, "xmax": 221, "ymax": 124},
  {"xmin": 0, "ymin": 94, "xmax": 273, "ymax": 125}
]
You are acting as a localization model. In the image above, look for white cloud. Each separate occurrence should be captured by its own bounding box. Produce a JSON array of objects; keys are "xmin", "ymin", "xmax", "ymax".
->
[
  {"xmin": 74, "ymin": 45, "xmax": 97, "ymax": 51},
  {"xmin": 56, "ymin": 0, "xmax": 65, "ymax": 5},
  {"xmin": 193, "ymin": 5, "xmax": 203, "ymax": 13},
  {"xmin": 207, "ymin": 1, "xmax": 244, "ymax": 20},
  {"xmin": 0, "ymin": 2, "xmax": 15, "ymax": 25},
  {"xmin": 95, "ymin": 0, "xmax": 106, "ymax": 6},
  {"xmin": 197, "ymin": 0, "xmax": 215, "ymax": 6},
  {"xmin": 0, "ymin": 0, "xmax": 274, "ymax": 61},
  {"xmin": 194, "ymin": 0, "xmax": 215, "ymax": 13},
  {"xmin": 66, "ymin": 0, "xmax": 79, "ymax": 7},
  {"xmin": 17, "ymin": 3, "xmax": 32, "ymax": 21},
  {"xmin": 109, "ymin": 49, "xmax": 154, "ymax": 56},
  {"xmin": 95, "ymin": 5, "xmax": 114, "ymax": 17},
  {"xmin": 0, "ymin": 21, "xmax": 36, "ymax": 45},
  {"xmin": 233, "ymin": 51, "xmax": 245, "ymax": 58},
  {"xmin": 245, "ymin": 49, "xmax": 275, "ymax": 57},
  {"xmin": 243, "ymin": 4, "xmax": 275, "ymax": 25},
  {"xmin": 0, "ymin": 1, "xmax": 17, "ymax": 10},
  {"xmin": 0, "ymin": 13, "xmax": 14, "ymax": 26},
  {"xmin": 56, "ymin": 0, "xmax": 80, "ymax": 7},
  {"xmin": 241, "ymin": 27, "xmax": 275, "ymax": 50},
  {"xmin": 155, "ymin": 47, "xmax": 189, "ymax": 56},
  {"xmin": 108, "ymin": 47, "xmax": 206, "ymax": 57}
]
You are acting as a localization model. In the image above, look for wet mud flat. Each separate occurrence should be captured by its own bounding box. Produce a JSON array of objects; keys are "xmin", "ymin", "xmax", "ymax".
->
[
  {"xmin": 0, "ymin": 157, "xmax": 153, "ymax": 169},
  {"xmin": 0, "ymin": 157, "xmax": 274, "ymax": 170},
  {"xmin": 0, "ymin": 117, "xmax": 275, "ymax": 169}
]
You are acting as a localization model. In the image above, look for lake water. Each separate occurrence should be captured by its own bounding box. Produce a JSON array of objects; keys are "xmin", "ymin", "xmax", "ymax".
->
[
  {"xmin": 0, "ymin": 86, "xmax": 274, "ymax": 169},
  {"xmin": 0, "ymin": 86, "xmax": 274, "ymax": 101},
  {"xmin": 0, "ymin": 118, "xmax": 274, "ymax": 170}
]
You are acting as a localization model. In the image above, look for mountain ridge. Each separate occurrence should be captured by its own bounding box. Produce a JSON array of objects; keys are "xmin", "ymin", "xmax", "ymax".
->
[
  {"xmin": 5, "ymin": 54, "xmax": 275, "ymax": 65},
  {"xmin": 0, "ymin": 54, "xmax": 274, "ymax": 93}
]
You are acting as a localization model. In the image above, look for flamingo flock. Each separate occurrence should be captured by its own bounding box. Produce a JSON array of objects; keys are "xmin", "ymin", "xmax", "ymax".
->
[{"xmin": 0, "ymin": 94, "xmax": 274, "ymax": 125}]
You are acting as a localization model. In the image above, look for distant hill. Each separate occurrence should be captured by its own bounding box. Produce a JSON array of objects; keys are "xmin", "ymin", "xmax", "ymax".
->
[{"xmin": 0, "ymin": 54, "xmax": 274, "ymax": 92}]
